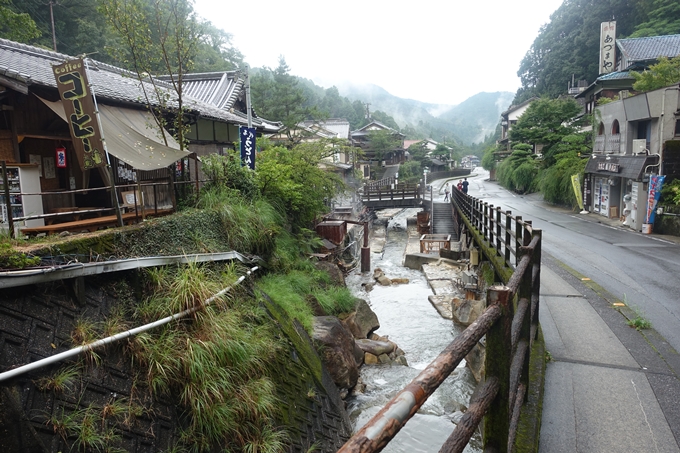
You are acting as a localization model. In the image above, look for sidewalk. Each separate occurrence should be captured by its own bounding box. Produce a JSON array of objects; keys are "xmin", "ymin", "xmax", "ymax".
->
[
  {"xmin": 513, "ymin": 195, "xmax": 680, "ymax": 451},
  {"xmin": 539, "ymin": 260, "xmax": 680, "ymax": 452}
]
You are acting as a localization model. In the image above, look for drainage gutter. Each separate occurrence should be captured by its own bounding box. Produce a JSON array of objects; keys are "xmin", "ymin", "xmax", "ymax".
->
[{"xmin": 0, "ymin": 251, "xmax": 258, "ymax": 289}]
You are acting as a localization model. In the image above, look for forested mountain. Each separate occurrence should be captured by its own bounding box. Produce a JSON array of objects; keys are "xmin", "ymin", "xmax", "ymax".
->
[
  {"xmin": 329, "ymin": 82, "xmax": 513, "ymax": 145},
  {"xmin": 515, "ymin": 0, "xmax": 680, "ymax": 103}
]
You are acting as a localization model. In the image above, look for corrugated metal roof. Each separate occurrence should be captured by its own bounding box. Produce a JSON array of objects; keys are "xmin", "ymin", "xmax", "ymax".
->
[
  {"xmin": 617, "ymin": 34, "xmax": 680, "ymax": 67},
  {"xmin": 0, "ymin": 38, "xmax": 252, "ymax": 126}
]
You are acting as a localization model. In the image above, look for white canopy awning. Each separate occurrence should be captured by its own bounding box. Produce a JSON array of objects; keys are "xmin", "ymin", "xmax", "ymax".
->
[{"xmin": 39, "ymin": 96, "xmax": 190, "ymax": 170}]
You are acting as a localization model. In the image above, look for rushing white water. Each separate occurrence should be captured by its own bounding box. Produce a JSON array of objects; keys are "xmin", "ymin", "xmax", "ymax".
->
[{"xmin": 345, "ymin": 209, "xmax": 481, "ymax": 453}]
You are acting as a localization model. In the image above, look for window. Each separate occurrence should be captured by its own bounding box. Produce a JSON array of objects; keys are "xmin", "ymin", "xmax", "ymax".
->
[
  {"xmin": 675, "ymin": 119, "xmax": 680, "ymax": 136},
  {"xmin": 598, "ymin": 122, "xmax": 605, "ymax": 135},
  {"xmin": 612, "ymin": 120, "xmax": 620, "ymax": 135}
]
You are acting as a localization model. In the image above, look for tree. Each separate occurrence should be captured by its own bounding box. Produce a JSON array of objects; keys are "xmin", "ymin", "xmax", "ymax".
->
[
  {"xmin": 0, "ymin": 0, "xmax": 41, "ymax": 42},
  {"xmin": 398, "ymin": 160, "xmax": 423, "ymax": 183},
  {"xmin": 99, "ymin": 0, "xmax": 201, "ymax": 151},
  {"xmin": 631, "ymin": 56, "xmax": 680, "ymax": 92},
  {"xmin": 496, "ymin": 146, "xmax": 539, "ymax": 194},
  {"xmin": 193, "ymin": 21, "xmax": 244, "ymax": 72},
  {"xmin": 509, "ymin": 98, "xmax": 585, "ymax": 166},
  {"xmin": 481, "ymin": 144, "xmax": 501, "ymax": 172},
  {"xmin": 251, "ymin": 57, "xmax": 314, "ymax": 144},
  {"xmin": 630, "ymin": 0, "xmax": 680, "ymax": 37},
  {"xmin": 255, "ymin": 141, "xmax": 345, "ymax": 230},
  {"xmin": 366, "ymin": 129, "xmax": 400, "ymax": 163}
]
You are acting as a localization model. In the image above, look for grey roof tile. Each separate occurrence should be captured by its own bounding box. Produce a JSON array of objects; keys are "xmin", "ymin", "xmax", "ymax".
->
[{"xmin": 617, "ymin": 34, "xmax": 680, "ymax": 66}]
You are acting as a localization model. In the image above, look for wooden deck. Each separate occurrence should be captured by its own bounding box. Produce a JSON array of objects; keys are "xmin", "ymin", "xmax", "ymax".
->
[{"xmin": 20, "ymin": 209, "xmax": 173, "ymax": 237}]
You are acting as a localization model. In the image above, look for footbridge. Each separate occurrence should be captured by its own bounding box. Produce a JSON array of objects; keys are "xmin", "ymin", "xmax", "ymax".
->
[{"xmin": 359, "ymin": 179, "xmax": 423, "ymax": 209}]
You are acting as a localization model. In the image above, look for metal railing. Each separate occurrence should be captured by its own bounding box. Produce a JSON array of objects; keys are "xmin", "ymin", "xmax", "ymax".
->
[{"xmin": 339, "ymin": 190, "xmax": 542, "ymax": 453}]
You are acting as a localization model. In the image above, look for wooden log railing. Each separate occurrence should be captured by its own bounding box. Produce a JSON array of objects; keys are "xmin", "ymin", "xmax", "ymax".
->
[{"xmin": 339, "ymin": 190, "xmax": 542, "ymax": 453}]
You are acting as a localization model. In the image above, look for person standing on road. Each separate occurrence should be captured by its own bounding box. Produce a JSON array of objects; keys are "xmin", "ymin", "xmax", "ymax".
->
[
  {"xmin": 461, "ymin": 177, "xmax": 469, "ymax": 194},
  {"xmin": 444, "ymin": 183, "xmax": 450, "ymax": 201},
  {"xmin": 457, "ymin": 180, "xmax": 463, "ymax": 191}
]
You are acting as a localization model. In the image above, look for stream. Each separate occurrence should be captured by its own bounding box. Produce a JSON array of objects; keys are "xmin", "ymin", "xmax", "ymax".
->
[{"xmin": 345, "ymin": 208, "xmax": 481, "ymax": 453}]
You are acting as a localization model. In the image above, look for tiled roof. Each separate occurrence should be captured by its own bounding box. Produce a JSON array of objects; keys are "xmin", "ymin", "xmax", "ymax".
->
[
  {"xmin": 169, "ymin": 71, "xmax": 281, "ymax": 132},
  {"xmin": 0, "ymin": 38, "xmax": 252, "ymax": 126},
  {"xmin": 173, "ymin": 71, "xmax": 242, "ymax": 110},
  {"xmin": 617, "ymin": 34, "xmax": 680, "ymax": 67},
  {"xmin": 598, "ymin": 71, "xmax": 635, "ymax": 81}
]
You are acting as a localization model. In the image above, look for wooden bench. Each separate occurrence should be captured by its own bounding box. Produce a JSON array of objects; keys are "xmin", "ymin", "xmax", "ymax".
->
[{"xmin": 20, "ymin": 209, "xmax": 174, "ymax": 237}]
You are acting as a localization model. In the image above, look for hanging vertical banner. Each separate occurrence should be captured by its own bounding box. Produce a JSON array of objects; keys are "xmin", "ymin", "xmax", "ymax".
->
[
  {"xmin": 56, "ymin": 147, "xmax": 67, "ymax": 168},
  {"xmin": 646, "ymin": 175, "xmax": 665, "ymax": 224},
  {"xmin": 53, "ymin": 58, "xmax": 106, "ymax": 170},
  {"xmin": 599, "ymin": 21, "xmax": 616, "ymax": 74},
  {"xmin": 571, "ymin": 174, "xmax": 584, "ymax": 211},
  {"xmin": 582, "ymin": 175, "xmax": 591, "ymax": 210},
  {"xmin": 240, "ymin": 126, "xmax": 256, "ymax": 170}
]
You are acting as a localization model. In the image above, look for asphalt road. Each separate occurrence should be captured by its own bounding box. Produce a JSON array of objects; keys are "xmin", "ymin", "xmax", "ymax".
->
[{"xmin": 447, "ymin": 169, "xmax": 680, "ymax": 353}]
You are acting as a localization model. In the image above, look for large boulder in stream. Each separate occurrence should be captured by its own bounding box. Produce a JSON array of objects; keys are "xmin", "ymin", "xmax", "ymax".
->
[
  {"xmin": 312, "ymin": 316, "xmax": 359, "ymax": 389},
  {"xmin": 342, "ymin": 299, "xmax": 380, "ymax": 339},
  {"xmin": 355, "ymin": 338, "xmax": 395, "ymax": 356}
]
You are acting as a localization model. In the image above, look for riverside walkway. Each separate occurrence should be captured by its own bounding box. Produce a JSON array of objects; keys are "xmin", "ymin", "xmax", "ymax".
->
[
  {"xmin": 536, "ymin": 209, "xmax": 680, "ymax": 453},
  {"xmin": 428, "ymin": 176, "xmax": 680, "ymax": 452}
]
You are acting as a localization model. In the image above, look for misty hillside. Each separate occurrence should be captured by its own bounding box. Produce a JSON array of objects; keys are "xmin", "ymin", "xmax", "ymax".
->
[{"xmin": 333, "ymin": 82, "xmax": 512, "ymax": 145}]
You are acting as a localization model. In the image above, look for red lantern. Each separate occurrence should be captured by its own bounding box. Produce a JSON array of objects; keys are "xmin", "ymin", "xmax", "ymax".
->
[{"xmin": 56, "ymin": 147, "xmax": 67, "ymax": 168}]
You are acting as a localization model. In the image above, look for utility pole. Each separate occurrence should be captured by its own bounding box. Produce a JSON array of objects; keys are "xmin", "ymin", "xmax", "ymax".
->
[
  {"xmin": 365, "ymin": 102, "xmax": 371, "ymax": 120},
  {"xmin": 49, "ymin": 0, "xmax": 57, "ymax": 51}
]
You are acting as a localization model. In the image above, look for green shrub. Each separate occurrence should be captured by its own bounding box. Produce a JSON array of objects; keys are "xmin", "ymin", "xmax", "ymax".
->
[{"xmin": 0, "ymin": 240, "xmax": 40, "ymax": 269}]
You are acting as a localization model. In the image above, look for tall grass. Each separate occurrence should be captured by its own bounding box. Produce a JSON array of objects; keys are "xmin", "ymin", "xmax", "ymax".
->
[
  {"xmin": 133, "ymin": 263, "xmax": 287, "ymax": 453},
  {"xmin": 257, "ymin": 259, "xmax": 356, "ymax": 333}
]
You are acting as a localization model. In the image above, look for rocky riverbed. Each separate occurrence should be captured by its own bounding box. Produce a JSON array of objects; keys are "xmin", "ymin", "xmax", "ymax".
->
[{"xmin": 321, "ymin": 208, "xmax": 485, "ymax": 452}]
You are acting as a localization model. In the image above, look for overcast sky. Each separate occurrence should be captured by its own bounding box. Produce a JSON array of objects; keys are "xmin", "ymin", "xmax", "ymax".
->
[{"xmin": 193, "ymin": 0, "xmax": 565, "ymax": 106}]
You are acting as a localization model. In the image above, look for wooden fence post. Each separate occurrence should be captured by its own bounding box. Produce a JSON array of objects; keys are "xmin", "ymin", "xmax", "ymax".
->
[
  {"xmin": 496, "ymin": 207, "xmax": 502, "ymax": 254},
  {"xmin": 505, "ymin": 211, "xmax": 512, "ymax": 264},
  {"xmin": 531, "ymin": 229, "xmax": 543, "ymax": 342},
  {"xmin": 514, "ymin": 216, "xmax": 523, "ymax": 266},
  {"xmin": 484, "ymin": 285, "xmax": 512, "ymax": 452}
]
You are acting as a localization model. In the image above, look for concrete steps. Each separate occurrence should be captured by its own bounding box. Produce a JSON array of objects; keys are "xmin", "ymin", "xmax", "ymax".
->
[{"xmin": 432, "ymin": 202, "xmax": 457, "ymax": 239}]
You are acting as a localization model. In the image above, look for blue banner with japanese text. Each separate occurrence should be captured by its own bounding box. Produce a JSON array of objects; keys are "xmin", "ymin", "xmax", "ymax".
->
[
  {"xmin": 646, "ymin": 175, "xmax": 665, "ymax": 224},
  {"xmin": 239, "ymin": 126, "xmax": 256, "ymax": 170}
]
